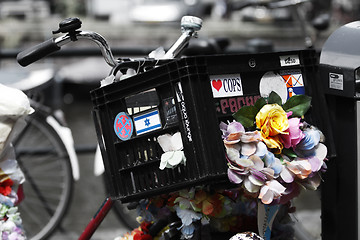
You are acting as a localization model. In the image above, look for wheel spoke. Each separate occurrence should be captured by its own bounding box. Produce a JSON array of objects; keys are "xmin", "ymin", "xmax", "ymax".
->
[{"xmin": 15, "ymin": 112, "xmax": 73, "ymax": 240}]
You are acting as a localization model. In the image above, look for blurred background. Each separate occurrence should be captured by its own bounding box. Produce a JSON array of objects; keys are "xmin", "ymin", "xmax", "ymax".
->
[
  {"xmin": 0, "ymin": 0, "xmax": 358, "ymax": 50},
  {"xmin": 0, "ymin": 0, "xmax": 359, "ymax": 239}
]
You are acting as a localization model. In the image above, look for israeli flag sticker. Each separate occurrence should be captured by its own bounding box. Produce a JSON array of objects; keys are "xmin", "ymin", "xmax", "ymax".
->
[{"xmin": 134, "ymin": 109, "xmax": 162, "ymax": 135}]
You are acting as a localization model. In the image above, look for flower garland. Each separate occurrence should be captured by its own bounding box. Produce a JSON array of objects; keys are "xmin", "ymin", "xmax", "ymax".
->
[
  {"xmin": 220, "ymin": 91, "xmax": 327, "ymax": 204},
  {"xmin": 117, "ymin": 91, "xmax": 328, "ymax": 240},
  {"xmin": 0, "ymin": 84, "xmax": 32, "ymax": 239},
  {"xmin": 0, "ymin": 150, "xmax": 26, "ymax": 240},
  {"xmin": 116, "ymin": 187, "xmax": 280, "ymax": 240},
  {"xmin": 115, "ymin": 221, "xmax": 154, "ymax": 240}
]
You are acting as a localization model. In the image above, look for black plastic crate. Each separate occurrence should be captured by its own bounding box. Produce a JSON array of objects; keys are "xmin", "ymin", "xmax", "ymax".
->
[{"xmin": 91, "ymin": 49, "xmax": 331, "ymax": 203}]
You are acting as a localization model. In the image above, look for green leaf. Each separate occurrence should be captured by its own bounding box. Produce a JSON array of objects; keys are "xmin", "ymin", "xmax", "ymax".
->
[
  {"xmin": 283, "ymin": 95, "xmax": 312, "ymax": 117},
  {"xmin": 268, "ymin": 91, "xmax": 282, "ymax": 105},
  {"xmin": 233, "ymin": 105, "xmax": 258, "ymax": 128},
  {"xmin": 282, "ymin": 148, "xmax": 297, "ymax": 158},
  {"xmin": 254, "ymin": 97, "xmax": 266, "ymax": 112}
]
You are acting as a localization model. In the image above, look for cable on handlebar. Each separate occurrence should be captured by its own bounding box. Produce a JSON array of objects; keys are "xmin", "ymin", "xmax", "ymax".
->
[{"xmin": 110, "ymin": 59, "xmax": 173, "ymax": 78}]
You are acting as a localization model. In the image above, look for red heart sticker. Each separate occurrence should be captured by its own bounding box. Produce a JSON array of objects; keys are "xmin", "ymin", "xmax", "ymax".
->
[{"xmin": 212, "ymin": 80, "xmax": 222, "ymax": 91}]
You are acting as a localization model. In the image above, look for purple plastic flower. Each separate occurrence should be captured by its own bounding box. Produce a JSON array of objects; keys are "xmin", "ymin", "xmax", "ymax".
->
[{"xmin": 220, "ymin": 121, "xmax": 245, "ymax": 144}]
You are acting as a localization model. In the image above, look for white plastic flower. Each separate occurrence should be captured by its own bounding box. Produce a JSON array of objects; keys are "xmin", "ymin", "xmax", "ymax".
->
[{"xmin": 157, "ymin": 132, "xmax": 186, "ymax": 169}]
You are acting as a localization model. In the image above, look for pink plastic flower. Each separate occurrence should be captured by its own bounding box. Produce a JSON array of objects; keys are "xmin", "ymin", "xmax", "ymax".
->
[
  {"xmin": 220, "ymin": 121, "xmax": 245, "ymax": 144},
  {"xmin": 280, "ymin": 158, "xmax": 312, "ymax": 183},
  {"xmin": 280, "ymin": 117, "xmax": 304, "ymax": 149},
  {"xmin": 228, "ymin": 155, "xmax": 275, "ymax": 195},
  {"xmin": 258, "ymin": 180, "xmax": 286, "ymax": 204}
]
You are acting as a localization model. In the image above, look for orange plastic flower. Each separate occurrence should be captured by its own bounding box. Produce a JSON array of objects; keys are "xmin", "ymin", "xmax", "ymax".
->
[{"xmin": 193, "ymin": 190, "xmax": 223, "ymax": 217}]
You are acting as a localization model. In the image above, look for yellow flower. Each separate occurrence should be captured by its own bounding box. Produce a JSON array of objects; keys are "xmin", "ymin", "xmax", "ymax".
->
[{"xmin": 255, "ymin": 104, "xmax": 289, "ymax": 153}]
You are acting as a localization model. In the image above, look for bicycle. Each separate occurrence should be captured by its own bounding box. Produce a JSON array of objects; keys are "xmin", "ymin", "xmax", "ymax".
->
[
  {"xmin": 16, "ymin": 4, "xmax": 330, "ymax": 239},
  {"xmin": 0, "ymin": 67, "xmax": 80, "ymax": 240}
]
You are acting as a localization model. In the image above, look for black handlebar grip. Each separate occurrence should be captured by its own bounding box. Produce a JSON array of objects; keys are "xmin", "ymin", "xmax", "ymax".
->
[{"xmin": 17, "ymin": 38, "xmax": 61, "ymax": 67}]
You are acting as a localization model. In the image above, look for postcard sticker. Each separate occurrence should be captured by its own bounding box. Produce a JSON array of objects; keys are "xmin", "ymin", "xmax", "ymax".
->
[
  {"xmin": 280, "ymin": 70, "xmax": 305, "ymax": 98},
  {"xmin": 114, "ymin": 112, "xmax": 133, "ymax": 141},
  {"xmin": 210, "ymin": 74, "xmax": 243, "ymax": 98}
]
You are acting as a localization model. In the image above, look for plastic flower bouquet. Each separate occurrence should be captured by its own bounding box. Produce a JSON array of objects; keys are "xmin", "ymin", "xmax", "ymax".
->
[
  {"xmin": 220, "ymin": 91, "xmax": 327, "ymax": 205},
  {"xmin": 218, "ymin": 91, "xmax": 328, "ymax": 239},
  {"xmin": 117, "ymin": 91, "xmax": 328, "ymax": 240}
]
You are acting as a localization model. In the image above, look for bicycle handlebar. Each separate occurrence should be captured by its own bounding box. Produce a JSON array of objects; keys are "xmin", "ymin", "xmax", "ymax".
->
[
  {"xmin": 17, "ymin": 16, "xmax": 202, "ymax": 70},
  {"xmin": 17, "ymin": 39, "xmax": 60, "ymax": 67},
  {"xmin": 17, "ymin": 30, "xmax": 117, "ymax": 67}
]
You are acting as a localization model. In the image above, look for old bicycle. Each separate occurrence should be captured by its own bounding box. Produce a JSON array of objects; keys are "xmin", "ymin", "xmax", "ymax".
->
[{"xmin": 16, "ymin": 4, "xmax": 332, "ymax": 239}]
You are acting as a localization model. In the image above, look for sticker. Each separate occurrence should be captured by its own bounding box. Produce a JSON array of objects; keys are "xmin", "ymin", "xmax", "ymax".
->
[
  {"xmin": 215, "ymin": 95, "xmax": 261, "ymax": 115},
  {"xmin": 134, "ymin": 109, "xmax": 162, "ymax": 135},
  {"xmin": 162, "ymin": 97, "xmax": 178, "ymax": 125},
  {"xmin": 210, "ymin": 74, "xmax": 243, "ymax": 98},
  {"xmin": 175, "ymin": 82, "xmax": 192, "ymax": 142},
  {"xmin": 280, "ymin": 70, "xmax": 305, "ymax": 98},
  {"xmin": 114, "ymin": 112, "xmax": 133, "ymax": 141},
  {"xmin": 279, "ymin": 55, "xmax": 300, "ymax": 66},
  {"xmin": 329, "ymin": 72, "xmax": 344, "ymax": 90},
  {"xmin": 259, "ymin": 71, "xmax": 288, "ymax": 104}
]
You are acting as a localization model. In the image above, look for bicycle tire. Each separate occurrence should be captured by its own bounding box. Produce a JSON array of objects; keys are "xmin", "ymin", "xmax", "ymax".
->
[
  {"xmin": 112, "ymin": 201, "xmax": 140, "ymax": 230},
  {"xmin": 13, "ymin": 110, "xmax": 73, "ymax": 240}
]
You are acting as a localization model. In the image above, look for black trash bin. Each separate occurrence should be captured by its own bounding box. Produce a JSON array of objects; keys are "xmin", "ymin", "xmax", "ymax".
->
[{"xmin": 320, "ymin": 21, "xmax": 360, "ymax": 240}]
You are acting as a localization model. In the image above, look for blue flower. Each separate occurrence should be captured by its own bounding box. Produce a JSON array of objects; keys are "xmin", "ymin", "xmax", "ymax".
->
[
  {"xmin": 295, "ymin": 128, "xmax": 321, "ymax": 157},
  {"xmin": 263, "ymin": 152, "xmax": 283, "ymax": 176}
]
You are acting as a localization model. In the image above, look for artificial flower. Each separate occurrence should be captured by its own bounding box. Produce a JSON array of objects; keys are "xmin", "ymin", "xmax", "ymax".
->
[
  {"xmin": 280, "ymin": 117, "xmax": 304, "ymax": 149},
  {"xmin": 220, "ymin": 121, "xmax": 245, "ymax": 144},
  {"xmin": 157, "ymin": 132, "xmax": 186, "ymax": 169},
  {"xmin": 192, "ymin": 190, "xmax": 224, "ymax": 217},
  {"xmin": 175, "ymin": 206, "xmax": 202, "ymax": 238},
  {"xmin": 294, "ymin": 126, "xmax": 322, "ymax": 157},
  {"xmin": 263, "ymin": 152, "xmax": 283, "ymax": 176},
  {"xmin": 0, "ymin": 159, "xmax": 25, "ymax": 186},
  {"xmin": 222, "ymin": 91, "xmax": 327, "ymax": 205},
  {"xmin": 0, "ymin": 204, "xmax": 26, "ymax": 240},
  {"xmin": 174, "ymin": 188, "xmax": 195, "ymax": 210},
  {"xmin": 256, "ymin": 104, "xmax": 289, "ymax": 136},
  {"xmin": 256, "ymin": 103, "xmax": 289, "ymax": 153},
  {"xmin": 0, "ymin": 178, "xmax": 13, "ymax": 196},
  {"xmin": 258, "ymin": 180, "xmax": 286, "ymax": 204}
]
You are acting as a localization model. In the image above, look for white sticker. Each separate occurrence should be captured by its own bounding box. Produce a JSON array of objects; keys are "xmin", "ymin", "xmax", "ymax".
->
[
  {"xmin": 279, "ymin": 55, "xmax": 300, "ymax": 66},
  {"xmin": 329, "ymin": 73, "xmax": 344, "ymax": 90},
  {"xmin": 210, "ymin": 74, "xmax": 243, "ymax": 98},
  {"xmin": 259, "ymin": 71, "xmax": 288, "ymax": 104}
]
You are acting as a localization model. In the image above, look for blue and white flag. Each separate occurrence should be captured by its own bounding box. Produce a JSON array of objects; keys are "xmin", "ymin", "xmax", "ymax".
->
[{"xmin": 134, "ymin": 109, "xmax": 162, "ymax": 135}]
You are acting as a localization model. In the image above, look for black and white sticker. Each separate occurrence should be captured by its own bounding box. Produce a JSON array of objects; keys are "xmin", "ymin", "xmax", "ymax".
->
[
  {"xmin": 175, "ymin": 82, "xmax": 192, "ymax": 142},
  {"xmin": 279, "ymin": 55, "xmax": 300, "ymax": 67},
  {"xmin": 329, "ymin": 73, "xmax": 344, "ymax": 90}
]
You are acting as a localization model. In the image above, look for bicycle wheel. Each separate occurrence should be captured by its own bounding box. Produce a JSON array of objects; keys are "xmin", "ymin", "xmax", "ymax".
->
[
  {"xmin": 102, "ymin": 175, "xmax": 139, "ymax": 230},
  {"xmin": 112, "ymin": 201, "xmax": 140, "ymax": 230},
  {"xmin": 13, "ymin": 110, "xmax": 73, "ymax": 240}
]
